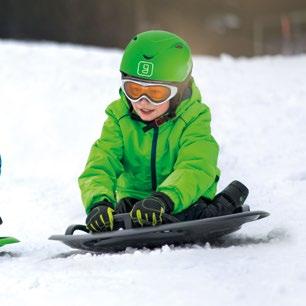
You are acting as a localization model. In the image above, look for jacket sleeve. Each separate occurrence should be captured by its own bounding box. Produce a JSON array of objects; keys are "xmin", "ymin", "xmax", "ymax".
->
[
  {"xmin": 157, "ymin": 107, "xmax": 220, "ymax": 214},
  {"xmin": 78, "ymin": 113, "xmax": 124, "ymax": 214}
]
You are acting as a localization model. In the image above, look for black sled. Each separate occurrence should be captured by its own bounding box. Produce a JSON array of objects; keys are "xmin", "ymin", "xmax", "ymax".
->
[{"xmin": 49, "ymin": 206, "xmax": 269, "ymax": 253}]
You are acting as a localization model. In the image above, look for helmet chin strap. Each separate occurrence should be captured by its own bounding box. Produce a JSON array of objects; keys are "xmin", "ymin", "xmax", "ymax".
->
[{"xmin": 128, "ymin": 103, "xmax": 175, "ymax": 132}]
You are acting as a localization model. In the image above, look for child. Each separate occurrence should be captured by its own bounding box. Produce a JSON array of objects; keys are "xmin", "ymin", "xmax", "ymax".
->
[{"xmin": 79, "ymin": 30, "xmax": 249, "ymax": 232}]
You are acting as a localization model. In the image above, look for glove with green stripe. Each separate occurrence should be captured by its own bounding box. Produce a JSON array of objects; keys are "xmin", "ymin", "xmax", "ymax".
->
[
  {"xmin": 130, "ymin": 192, "xmax": 174, "ymax": 227},
  {"xmin": 86, "ymin": 201, "xmax": 114, "ymax": 232}
]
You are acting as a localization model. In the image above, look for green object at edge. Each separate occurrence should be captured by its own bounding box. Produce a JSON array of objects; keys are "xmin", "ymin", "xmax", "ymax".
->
[{"xmin": 0, "ymin": 237, "xmax": 20, "ymax": 247}]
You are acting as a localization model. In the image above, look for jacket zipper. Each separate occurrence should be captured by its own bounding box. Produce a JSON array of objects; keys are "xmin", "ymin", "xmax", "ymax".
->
[{"xmin": 151, "ymin": 127, "xmax": 159, "ymax": 191}]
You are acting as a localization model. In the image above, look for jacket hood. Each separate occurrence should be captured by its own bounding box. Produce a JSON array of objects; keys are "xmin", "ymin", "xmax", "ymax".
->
[{"xmin": 175, "ymin": 80, "xmax": 202, "ymax": 117}]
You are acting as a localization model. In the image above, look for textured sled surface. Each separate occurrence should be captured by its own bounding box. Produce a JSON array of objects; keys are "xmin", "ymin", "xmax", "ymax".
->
[{"xmin": 49, "ymin": 211, "xmax": 269, "ymax": 253}]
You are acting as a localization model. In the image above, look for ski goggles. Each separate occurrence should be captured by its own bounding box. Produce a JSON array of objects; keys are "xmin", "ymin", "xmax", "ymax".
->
[{"xmin": 121, "ymin": 79, "xmax": 178, "ymax": 106}]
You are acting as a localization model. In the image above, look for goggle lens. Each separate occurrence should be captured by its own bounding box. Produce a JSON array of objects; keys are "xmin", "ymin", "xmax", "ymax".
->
[{"xmin": 123, "ymin": 80, "xmax": 175, "ymax": 104}]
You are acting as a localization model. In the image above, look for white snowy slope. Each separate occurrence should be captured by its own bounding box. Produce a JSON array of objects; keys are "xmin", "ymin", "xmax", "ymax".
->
[{"xmin": 0, "ymin": 40, "xmax": 306, "ymax": 306}]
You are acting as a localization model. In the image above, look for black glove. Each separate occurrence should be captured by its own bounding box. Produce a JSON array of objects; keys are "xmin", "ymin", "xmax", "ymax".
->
[
  {"xmin": 86, "ymin": 201, "xmax": 115, "ymax": 232},
  {"xmin": 130, "ymin": 192, "xmax": 174, "ymax": 226},
  {"xmin": 115, "ymin": 197, "xmax": 139, "ymax": 214}
]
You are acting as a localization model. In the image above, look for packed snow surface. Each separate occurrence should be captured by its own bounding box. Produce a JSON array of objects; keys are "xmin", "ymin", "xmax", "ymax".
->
[{"xmin": 0, "ymin": 40, "xmax": 306, "ymax": 306}]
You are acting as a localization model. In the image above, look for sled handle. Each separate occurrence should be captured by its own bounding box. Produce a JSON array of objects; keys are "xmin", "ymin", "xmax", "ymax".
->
[
  {"xmin": 64, "ymin": 213, "xmax": 180, "ymax": 235},
  {"xmin": 163, "ymin": 213, "xmax": 180, "ymax": 223},
  {"xmin": 113, "ymin": 213, "xmax": 133, "ymax": 229},
  {"xmin": 113, "ymin": 213, "xmax": 179, "ymax": 230},
  {"xmin": 65, "ymin": 224, "xmax": 90, "ymax": 235}
]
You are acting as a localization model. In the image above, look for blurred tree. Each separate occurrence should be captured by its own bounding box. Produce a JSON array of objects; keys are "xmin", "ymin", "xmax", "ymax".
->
[{"xmin": 0, "ymin": 0, "xmax": 306, "ymax": 56}]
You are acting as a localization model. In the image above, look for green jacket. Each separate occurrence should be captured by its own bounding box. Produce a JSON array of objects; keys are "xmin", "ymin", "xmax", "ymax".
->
[{"xmin": 79, "ymin": 81, "xmax": 220, "ymax": 214}]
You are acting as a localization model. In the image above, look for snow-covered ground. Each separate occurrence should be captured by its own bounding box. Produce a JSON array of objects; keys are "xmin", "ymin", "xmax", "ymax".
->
[{"xmin": 0, "ymin": 40, "xmax": 306, "ymax": 306}]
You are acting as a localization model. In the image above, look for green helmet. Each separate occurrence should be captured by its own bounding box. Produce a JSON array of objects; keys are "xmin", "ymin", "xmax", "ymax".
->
[{"xmin": 120, "ymin": 30, "xmax": 192, "ymax": 83}]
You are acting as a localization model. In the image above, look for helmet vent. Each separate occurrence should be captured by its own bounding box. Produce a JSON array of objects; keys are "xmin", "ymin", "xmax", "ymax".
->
[
  {"xmin": 133, "ymin": 36, "xmax": 138, "ymax": 40},
  {"xmin": 175, "ymin": 43, "xmax": 183, "ymax": 49},
  {"xmin": 143, "ymin": 54, "xmax": 154, "ymax": 60}
]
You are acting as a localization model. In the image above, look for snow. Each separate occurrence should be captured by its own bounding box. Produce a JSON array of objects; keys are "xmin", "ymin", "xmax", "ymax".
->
[{"xmin": 1, "ymin": 40, "xmax": 306, "ymax": 306}]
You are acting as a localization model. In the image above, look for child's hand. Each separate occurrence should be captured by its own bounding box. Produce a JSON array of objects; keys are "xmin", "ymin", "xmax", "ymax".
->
[
  {"xmin": 130, "ymin": 192, "xmax": 173, "ymax": 226},
  {"xmin": 86, "ymin": 201, "xmax": 114, "ymax": 232}
]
